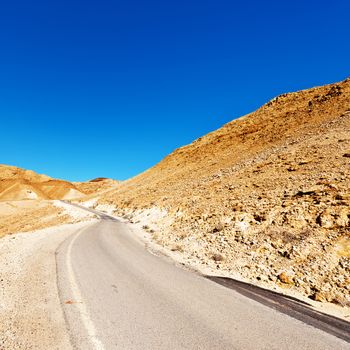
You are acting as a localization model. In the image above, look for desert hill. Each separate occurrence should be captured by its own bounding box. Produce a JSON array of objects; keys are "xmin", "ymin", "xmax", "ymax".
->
[
  {"xmin": 74, "ymin": 177, "xmax": 120, "ymax": 195},
  {"xmin": 0, "ymin": 164, "xmax": 119, "ymax": 201},
  {"xmin": 97, "ymin": 77, "xmax": 350, "ymax": 305},
  {"xmin": 0, "ymin": 165, "xmax": 85, "ymax": 201},
  {"xmin": 0, "ymin": 164, "xmax": 51, "ymax": 182}
]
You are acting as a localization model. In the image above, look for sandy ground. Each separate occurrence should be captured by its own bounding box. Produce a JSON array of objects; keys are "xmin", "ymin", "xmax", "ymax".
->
[
  {"xmin": 52, "ymin": 200, "xmax": 97, "ymax": 221},
  {"xmin": 0, "ymin": 200, "xmax": 70, "ymax": 238},
  {"xmin": 0, "ymin": 201, "xmax": 42, "ymax": 215},
  {"xmin": 0, "ymin": 215, "xmax": 97, "ymax": 350},
  {"xmin": 0, "ymin": 200, "xmax": 96, "ymax": 239}
]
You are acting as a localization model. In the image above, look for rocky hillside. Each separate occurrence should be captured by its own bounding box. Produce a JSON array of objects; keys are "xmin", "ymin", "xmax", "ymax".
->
[
  {"xmin": 0, "ymin": 165, "xmax": 84, "ymax": 201},
  {"xmin": 98, "ymin": 77, "xmax": 350, "ymax": 306}
]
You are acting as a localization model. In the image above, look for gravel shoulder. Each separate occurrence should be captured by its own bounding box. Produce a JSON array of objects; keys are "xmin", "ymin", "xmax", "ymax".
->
[{"xmin": 0, "ymin": 220, "xmax": 97, "ymax": 350}]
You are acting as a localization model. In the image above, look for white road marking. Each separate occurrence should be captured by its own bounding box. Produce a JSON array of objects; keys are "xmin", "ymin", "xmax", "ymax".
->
[{"xmin": 66, "ymin": 227, "xmax": 106, "ymax": 350}]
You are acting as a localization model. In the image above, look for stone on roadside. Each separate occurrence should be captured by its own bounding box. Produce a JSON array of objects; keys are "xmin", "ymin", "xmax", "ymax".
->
[{"xmin": 278, "ymin": 272, "xmax": 294, "ymax": 285}]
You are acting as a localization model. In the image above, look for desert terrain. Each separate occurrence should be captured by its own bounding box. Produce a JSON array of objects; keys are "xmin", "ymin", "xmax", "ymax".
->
[
  {"xmin": 0, "ymin": 166, "xmax": 102, "ymax": 349},
  {"xmin": 1, "ymin": 77, "xmax": 350, "ymax": 348},
  {"xmin": 87, "ymin": 77, "xmax": 350, "ymax": 311},
  {"xmin": 0, "ymin": 165, "xmax": 118, "ymax": 238}
]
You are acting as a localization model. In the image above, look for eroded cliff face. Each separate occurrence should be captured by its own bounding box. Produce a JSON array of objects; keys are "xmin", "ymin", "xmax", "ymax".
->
[{"xmin": 98, "ymin": 78, "xmax": 350, "ymax": 305}]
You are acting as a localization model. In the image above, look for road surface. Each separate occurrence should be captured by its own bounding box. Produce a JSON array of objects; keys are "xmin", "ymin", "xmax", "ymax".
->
[{"xmin": 56, "ymin": 204, "xmax": 350, "ymax": 349}]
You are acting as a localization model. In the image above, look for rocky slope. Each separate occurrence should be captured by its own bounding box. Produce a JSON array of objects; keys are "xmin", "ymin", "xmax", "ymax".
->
[{"xmin": 97, "ymin": 77, "xmax": 350, "ymax": 307}]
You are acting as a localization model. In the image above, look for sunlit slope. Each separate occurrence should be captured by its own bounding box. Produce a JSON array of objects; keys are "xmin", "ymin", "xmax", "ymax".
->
[
  {"xmin": 100, "ymin": 77, "xmax": 350, "ymax": 305},
  {"xmin": 74, "ymin": 178, "xmax": 120, "ymax": 196},
  {"xmin": 0, "ymin": 165, "xmax": 85, "ymax": 201},
  {"xmin": 103, "ymin": 77, "xmax": 350, "ymax": 208}
]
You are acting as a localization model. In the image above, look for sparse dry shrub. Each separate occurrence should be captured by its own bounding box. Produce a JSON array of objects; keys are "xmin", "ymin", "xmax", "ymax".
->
[
  {"xmin": 171, "ymin": 244, "xmax": 184, "ymax": 252},
  {"xmin": 211, "ymin": 253, "xmax": 225, "ymax": 262},
  {"xmin": 178, "ymin": 232, "xmax": 188, "ymax": 240},
  {"xmin": 212, "ymin": 223, "xmax": 224, "ymax": 233},
  {"xmin": 266, "ymin": 229, "xmax": 312, "ymax": 245}
]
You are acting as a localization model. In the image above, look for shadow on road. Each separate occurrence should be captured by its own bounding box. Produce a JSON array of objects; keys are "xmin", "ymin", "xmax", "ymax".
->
[{"xmin": 206, "ymin": 276, "xmax": 350, "ymax": 343}]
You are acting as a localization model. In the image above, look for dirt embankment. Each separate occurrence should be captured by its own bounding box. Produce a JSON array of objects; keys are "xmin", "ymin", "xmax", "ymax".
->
[
  {"xmin": 95, "ymin": 77, "xmax": 350, "ymax": 308},
  {"xmin": 0, "ymin": 200, "xmax": 95, "ymax": 238}
]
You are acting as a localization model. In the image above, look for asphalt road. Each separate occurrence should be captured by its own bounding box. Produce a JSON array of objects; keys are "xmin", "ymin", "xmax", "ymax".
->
[{"xmin": 56, "ymin": 204, "xmax": 350, "ymax": 350}]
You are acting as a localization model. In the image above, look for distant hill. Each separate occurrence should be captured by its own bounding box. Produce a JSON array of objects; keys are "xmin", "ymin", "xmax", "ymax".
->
[
  {"xmin": 0, "ymin": 165, "xmax": 84, "ymax": 201},
  {"xmin": 74, "ymin": 178, "xmax": 120, "ymax": 195}
]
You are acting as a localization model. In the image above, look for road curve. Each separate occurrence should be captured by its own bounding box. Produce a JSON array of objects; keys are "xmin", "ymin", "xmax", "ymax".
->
[{"xmin": 56, "ymin": 205, "xmax": 350, "ymax": 350}]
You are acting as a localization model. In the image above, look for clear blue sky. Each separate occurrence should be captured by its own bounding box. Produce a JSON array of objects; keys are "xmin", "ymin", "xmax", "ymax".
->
[{"xmin": 1, "ymin": 0, "xmax": 349, "ymax": 181}]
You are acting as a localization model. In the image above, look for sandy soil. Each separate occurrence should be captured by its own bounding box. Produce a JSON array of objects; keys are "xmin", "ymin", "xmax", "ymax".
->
[
  {"xmin": 0, "ymin": 220, "xmax": 97, "ymax": 350},
  {"xmin": 0, "ymin": 200, "xmax": 70, "ymax": 238},
  {"xmin": 0, "ymin": 200, "xmax": 96, "ymax": 238}
]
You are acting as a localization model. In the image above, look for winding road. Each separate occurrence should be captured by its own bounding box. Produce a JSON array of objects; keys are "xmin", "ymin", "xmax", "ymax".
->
[{"xmin": 55, "ymin": 204, "xmax": 350, "ymax": 350}]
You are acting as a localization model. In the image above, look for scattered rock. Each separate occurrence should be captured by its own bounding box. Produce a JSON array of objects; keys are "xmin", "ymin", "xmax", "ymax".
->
[
  {"xmin": 212, "ymin": 223, "xmax": 224, "ymax": 233},
  {"xmin": 211, "ymin": 253, "xmax": 225, "ymax": 262},
  {"xmin": 309, "ymin": 291, "xmax": 326, "ymax": 302},
  {"xmin": 278, "ymin": 272, "xmax": 294, "ymax": 285},
  {"xmin": 316, "ymin": 210, "xmax": 334, "ymax": 228}
]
